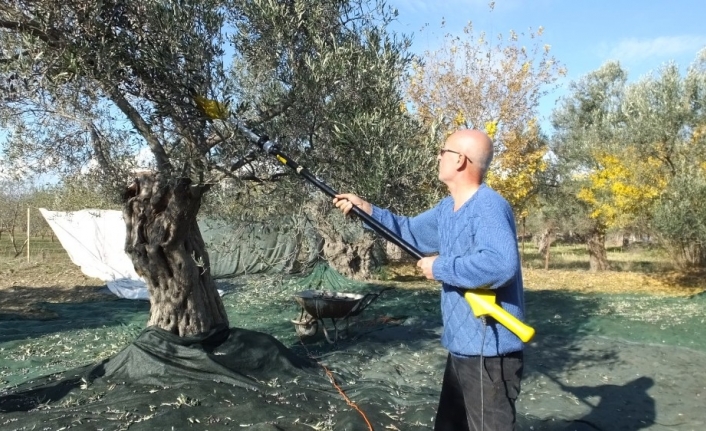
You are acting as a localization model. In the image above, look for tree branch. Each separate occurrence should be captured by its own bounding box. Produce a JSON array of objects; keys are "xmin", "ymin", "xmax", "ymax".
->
[
  {"xmin": 88, "ymin": 123, "xmax": 121, "ymax": 180},
  {"xmin": 0, "ymin": 19, "xmax": 63, "ymax": 48},
  {"xmin": 106, "ymin": 86, "xmax": 172, "ymax": 172},
  {"xmin": 256, "ymin": 88, "xmax": 297, "ymax": 123}
]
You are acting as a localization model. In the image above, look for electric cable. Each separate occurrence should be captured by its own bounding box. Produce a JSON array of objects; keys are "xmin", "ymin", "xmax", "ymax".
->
[
  {"xmin": 295, "ymin": 334, "xmax": 374, "ymax": 431},
  {"xmin": 480, "ymin": 316, "xmax": 487, "ymax": 431}
]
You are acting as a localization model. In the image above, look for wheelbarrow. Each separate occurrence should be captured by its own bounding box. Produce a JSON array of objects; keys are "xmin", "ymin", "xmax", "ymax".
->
[{"xmin": 291, "ymin": 288, "xmax": 391, "ymax": 343}]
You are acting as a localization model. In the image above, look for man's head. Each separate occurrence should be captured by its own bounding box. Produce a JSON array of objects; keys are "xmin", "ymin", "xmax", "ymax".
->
[{"xmin": 437, "ymin": 129, "xmax": 494, "ymax": 187}]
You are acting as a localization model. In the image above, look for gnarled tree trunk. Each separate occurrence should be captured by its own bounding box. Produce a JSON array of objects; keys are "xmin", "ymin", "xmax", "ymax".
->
[
  {"xmin": 668, "ymin": 240, "xmax": 706, "ymax": 270},
  {"xmin": 320, "ymin": 230, "xmax": 378, "ymax": 280},
  {"xmin": 304, "ymin": 198, "xmax": 382, "ymax": 280},
  {"xmin": 123, "ymin": 172, "xmax": 228, "ymax": 336},
  {"xmin": 586, "ymin": 228, "xmax": 610, "ymax": 271}
]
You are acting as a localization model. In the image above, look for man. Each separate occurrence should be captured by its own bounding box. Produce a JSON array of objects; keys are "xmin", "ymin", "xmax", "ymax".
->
[{"xmin": 333, "ymin": 129, "xmax": 525, "ymax": 431}]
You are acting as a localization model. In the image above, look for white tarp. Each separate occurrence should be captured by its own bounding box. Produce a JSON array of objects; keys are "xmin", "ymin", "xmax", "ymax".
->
[
  {"xmin": 41, "ymin": 208, "xmax": 318, "ymax": 300},
  {"xmin": 39, "ymin": 208, "xmax": 150, "ymax": 299}
]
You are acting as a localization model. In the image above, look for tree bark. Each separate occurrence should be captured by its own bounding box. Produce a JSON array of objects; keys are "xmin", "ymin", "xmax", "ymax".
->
[
  {"xmin": 123, "ymin": 172, "xmax": 228, "ymax": 337},
  {"xmin": 671, "ymin": 241, "xmax": 706, "ymax": 270},
  {"xmin": 537, "ymin": 227, "xmax": 554, "ymax": 270},
  {"xmin": 537, "ymin": 228, "xmax": 551, "ymax": 256},
  {"xmin": 304, "ymin": 199, "xmax": 382, "ymax": 280},
  {"xmin": 586, "ymin": 228, "xmax": 610, "ymax": 271},
  {"xmin": 320, "ymin": 231, "xmax": 378, "ymax": 280}
]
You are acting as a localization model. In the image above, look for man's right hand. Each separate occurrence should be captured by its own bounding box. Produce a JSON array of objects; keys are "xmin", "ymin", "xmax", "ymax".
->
[{"xmin": 333, "ymin": 194, "xmax": 372, "ymax": 216}]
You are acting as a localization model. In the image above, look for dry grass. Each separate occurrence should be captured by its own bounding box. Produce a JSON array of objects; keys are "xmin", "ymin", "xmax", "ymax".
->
[
  {"xmin": 523, "ymin": 268, "xmax": 706, "ymax": 297},
  {"xmin": 383, "ymin": 264, "xmax": 706, "ymax": 297},
  {"xmin": 1, "ymin": 241, "xmax": 705, "ymax": 322},
  {"xmin": 520, "ymin": 242, "xmax": 706, "ymax": 296},
  {"xmin": 0, "ymin": 243, "xmax": 113, "ymax": 319},
  {"xmin": 381, "ymin": 243, "xmax": 706, "ymax": 297}
]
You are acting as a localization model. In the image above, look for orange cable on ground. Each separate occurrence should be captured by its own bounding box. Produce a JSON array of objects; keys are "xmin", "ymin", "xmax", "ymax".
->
[
  {"xmin": 320, "ymin": 362, "xmax": 374, "ymax": 431},
  {"xmin": 297, "ymin": 335, "xmax": 374, "ymax": 431}
]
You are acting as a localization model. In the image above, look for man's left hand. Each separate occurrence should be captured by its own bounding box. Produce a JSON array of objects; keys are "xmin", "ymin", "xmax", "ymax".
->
[{"xmin": 417, "ymin": 255, "xmax": 438, "ymax": 280}]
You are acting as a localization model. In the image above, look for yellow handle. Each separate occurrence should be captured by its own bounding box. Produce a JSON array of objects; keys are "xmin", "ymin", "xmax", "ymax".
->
[{"xmin": 464, "ymin": 289, "xmax": 535, "ymax": 343}]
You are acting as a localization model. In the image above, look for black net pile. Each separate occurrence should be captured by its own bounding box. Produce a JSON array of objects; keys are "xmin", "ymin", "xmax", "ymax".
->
[
  {"xmin": 0, "ymin": 265, "xmax": 441, "ymax": 430},
  {"xmin": 0, "ymin": 324, "xmax": 434, "ymax": 430}
]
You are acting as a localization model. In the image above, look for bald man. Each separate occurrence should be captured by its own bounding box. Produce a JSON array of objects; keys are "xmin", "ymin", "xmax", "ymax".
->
[{"xmin": 334, "ymin": 129, "xmax": 525, "ymax": 431}]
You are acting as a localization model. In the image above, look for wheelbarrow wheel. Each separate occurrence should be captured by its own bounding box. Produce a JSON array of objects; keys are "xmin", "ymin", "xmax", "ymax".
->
[{"xmin": 292, "ymin": 316, "xmax": 318, "ymax": 337}]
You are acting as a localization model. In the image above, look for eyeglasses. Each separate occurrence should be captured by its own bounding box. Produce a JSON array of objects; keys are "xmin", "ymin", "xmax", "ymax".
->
[
  {"xmin": 439, "ymin": 148, "xmax": 472, "ymax": 163},
  {"xmin": 439, "ymin": 148, "xmax": 462, "ymax": 157}
]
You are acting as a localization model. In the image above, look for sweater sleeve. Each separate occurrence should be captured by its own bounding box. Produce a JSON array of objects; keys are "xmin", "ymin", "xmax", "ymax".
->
[
  {"xmin": 370, "ymin": 205, "xmax": 440, "ymax": 255},
  {"xmin": 432, "ymin": 197, "xmax": 519, "ymax": 290}
]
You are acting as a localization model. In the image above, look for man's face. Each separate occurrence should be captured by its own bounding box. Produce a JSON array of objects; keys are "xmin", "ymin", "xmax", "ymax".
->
[{"xmin": 437, "ymin": 144, "xmax": 464, "ymax": 183}]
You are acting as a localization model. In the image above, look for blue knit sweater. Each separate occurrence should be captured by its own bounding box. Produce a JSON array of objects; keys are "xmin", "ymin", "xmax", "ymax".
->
[{"xmin": 371, "ymin": 184, "xmax": 525, "ymax": 356}]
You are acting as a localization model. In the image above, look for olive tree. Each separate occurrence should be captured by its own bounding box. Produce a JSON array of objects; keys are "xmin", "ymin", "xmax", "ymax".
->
[
  {"xmin": 551, "ymin": 62, "xmax": 628, "ymax": 270},
  {"xmin": 0, "ymin": 180, "xmax": 29, "ymax": 252},
  {"xmin": 552, "ymin": 52, "xmax": 706, "ymax": 271},
  {"xmin": 624, "ymin": 53, "xmax": 706, "ymax": 269},
  {"xmin": 1, "ymin": 0, "xmax": 419, "ymax": 335}
]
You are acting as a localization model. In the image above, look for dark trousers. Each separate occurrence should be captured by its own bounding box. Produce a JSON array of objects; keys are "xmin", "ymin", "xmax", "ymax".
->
[{"xmin": 434, "ymin": 351, "xmax": 523, "ymax": 431}]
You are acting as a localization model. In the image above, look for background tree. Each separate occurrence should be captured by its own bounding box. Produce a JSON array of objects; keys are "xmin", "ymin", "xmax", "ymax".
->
[
  {"xmin": 551, "ymin": 51, "xmax": 706, "ymax": 271},
  {"xmin": 522, "ymin": 159, "xmax": 594, "ymax": 269},
  {"xmin": 485, "ymin": 119, "xmax": 549, "ymax": 219},
  {"xmin": 624, "ymin": 53, "xmax": 706, "ymax": 269},
  {"xmin": 406, "ymin": 16, "xmax": 565, "ymax": 215},
  {"xmin": 0, "ymin": 0, "xmax": 420, "ymax": 334},
  {"xmin": 551, "ymin": 62, "xmax": 628, "ymax": 270},
  {"xmin": 0, "ymin": 180, "xmax": 31, "ymax": 254}
]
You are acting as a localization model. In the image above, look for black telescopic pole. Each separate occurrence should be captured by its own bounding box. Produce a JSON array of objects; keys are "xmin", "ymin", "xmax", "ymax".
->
[
  {"xmin": 234, "ymin": 119, "xmax": 536, "ymax": 342},
  {"xmin": 234, "ymin": 120, "xmax": 424, "ymax": 261}
]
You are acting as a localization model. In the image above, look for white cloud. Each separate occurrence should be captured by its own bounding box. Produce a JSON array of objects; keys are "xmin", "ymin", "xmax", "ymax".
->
[{"xmin": 607, "ymin": 35, "xmax": 706, "ymax": 63}]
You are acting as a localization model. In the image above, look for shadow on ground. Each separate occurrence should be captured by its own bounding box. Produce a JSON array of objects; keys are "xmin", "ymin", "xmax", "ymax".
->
[{"xmin": 0, "ymin": 290, "xmax": 149, "ymax": 342}]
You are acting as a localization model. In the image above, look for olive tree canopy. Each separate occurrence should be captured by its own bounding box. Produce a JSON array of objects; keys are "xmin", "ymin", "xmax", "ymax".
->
[{"xmin": 0, "ymin": 0, "xmax": 421, "ymax": 335}]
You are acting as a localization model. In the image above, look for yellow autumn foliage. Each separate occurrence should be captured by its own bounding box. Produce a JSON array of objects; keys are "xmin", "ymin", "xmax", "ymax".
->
[
  {"xmin": 577, "ymin": 150, "xmax": 666, "ymax": 228},
  {"xmin": 453, "ymin": 111, "xmax": 466, "ymax": 128},
  {"xmin": 485, "ymin": 120, "xmax": 547, "ymax": 217},
  {"xmin": 484, "ymin": 120, "xmax": 498, "ymax": 140}
]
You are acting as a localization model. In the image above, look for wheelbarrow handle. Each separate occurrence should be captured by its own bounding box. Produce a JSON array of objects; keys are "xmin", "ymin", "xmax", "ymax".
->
[{"xmin": 349, "ymin": 287, "xmax": 393, "ymax": 317}]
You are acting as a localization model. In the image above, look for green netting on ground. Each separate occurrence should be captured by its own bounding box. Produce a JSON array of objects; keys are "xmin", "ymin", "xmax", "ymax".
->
[
  {"xmin": 2, "ymin": 267, "xmax": 706, "ymax": 430},
  {"xmin": 526, "ymin": 290, "xmax": 706, "ymax": 351},
  {"xmin": 293, "ymin": 262, "xmax": 369, "ymax": 292},
  {"xmin": 200, "ymin": 217, "xmax": 321, "ymax": 277}
]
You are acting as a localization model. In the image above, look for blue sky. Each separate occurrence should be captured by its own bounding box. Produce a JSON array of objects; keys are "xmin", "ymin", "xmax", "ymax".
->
[
  {"xmin": 386, "ymin": 0, "xmax": 706, "ymax": 130},
  {"xmin": 4, "ymin": 1, "xmax": 706, "ymax": 179}
]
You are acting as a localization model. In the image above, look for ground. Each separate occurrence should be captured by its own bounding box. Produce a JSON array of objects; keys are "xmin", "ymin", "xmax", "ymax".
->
[
  {"xmin": 3, "ymin": 260, "xmax": 704, "ymax": 321},
  {"xmin": 2, "ymin": 243, "xmax": 706, "ymax": 430},
  {"xmin": 0, "ymin": 261, "xmax": 115, "ymax": 320}
]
